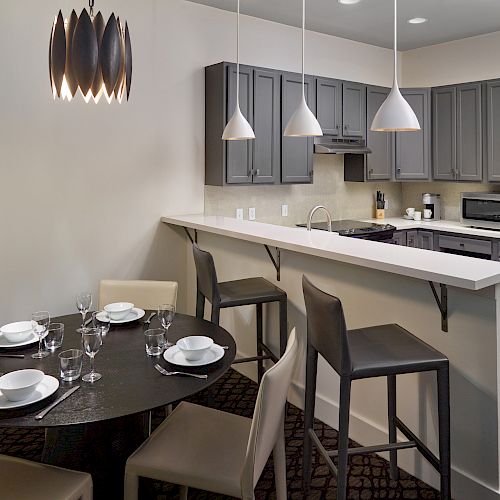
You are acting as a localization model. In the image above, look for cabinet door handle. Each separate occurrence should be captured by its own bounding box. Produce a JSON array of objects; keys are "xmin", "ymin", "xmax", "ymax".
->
[{"xmin": 256, "ymin": 169, "xmax": 260, "ymax": 176}]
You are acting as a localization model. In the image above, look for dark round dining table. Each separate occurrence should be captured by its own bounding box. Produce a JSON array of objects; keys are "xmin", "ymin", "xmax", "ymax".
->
[{"xmin": 0, "ymin": 312, "xmax": 236, "ymax": 499}]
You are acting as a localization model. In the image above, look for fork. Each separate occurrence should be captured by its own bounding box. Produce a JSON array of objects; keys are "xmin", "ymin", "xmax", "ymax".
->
[{"xmin": 154, "ymin": 364, "xmax": 208, "ymax": 379}]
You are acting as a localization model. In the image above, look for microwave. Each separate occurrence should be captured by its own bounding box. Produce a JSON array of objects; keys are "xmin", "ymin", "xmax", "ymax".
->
[{"xmin": 461, "ymin": 192, "xmax": 500, "ymax": 229}]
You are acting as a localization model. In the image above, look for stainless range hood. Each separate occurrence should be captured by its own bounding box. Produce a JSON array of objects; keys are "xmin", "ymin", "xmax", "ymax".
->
[{"xmin": 314, "ymin": 137, "xmax": 371, "ymax": 155}]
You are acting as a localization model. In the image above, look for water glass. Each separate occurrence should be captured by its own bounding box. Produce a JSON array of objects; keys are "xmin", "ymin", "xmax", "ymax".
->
[
  {"xmin": 158, "ymin": 304, "xmax": 175, "ymax": 347},
  {"xmin": 44, "ymin": 322, "xmax": 64, "ymax": 352},
  {"xmin": 92, "ymin": 311, "xmax": 110, "ymax": 338},
  {"xmin": 144, "ymin": 328, "xmax": 166, "ymax": 356},
  {"xmin": 82, "ymin": 328, "xmax": 102, "ymax": 383},
  {"xmin": 31, "ymin": 311, "xmax": 50, "ymax": 359},
  {"xmin": 59, "ymin": 349, "xmax": 83, "ymax": 381},
  {"xmin": 76, "ymin": 292, "xmax": 92, "ymax": 333}
]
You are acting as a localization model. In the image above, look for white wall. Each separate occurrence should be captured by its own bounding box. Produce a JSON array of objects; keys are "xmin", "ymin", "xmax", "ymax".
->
[{"xmin": 402, "ymin": 30, "xmax": 500, "ymax": 87}]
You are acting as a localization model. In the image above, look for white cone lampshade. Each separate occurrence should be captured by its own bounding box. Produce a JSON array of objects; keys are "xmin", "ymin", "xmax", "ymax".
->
[
  {"xmin": 370, "ymin": 0, "xmax": 420, "ymax": 132},
  {"xmin": 371, "ymin": 86, "xmax": 420, "ymax": 131},
  {"xmin": 222, "ymin": 105, "xmax": 255, "ymax": 140},
  {"xmin": 284, "ymin": 95, "xmax": 323, "ymax": 137},
  {"xmin": 284, "ymin": 0, "xmax": 323, "ymax": 138}
]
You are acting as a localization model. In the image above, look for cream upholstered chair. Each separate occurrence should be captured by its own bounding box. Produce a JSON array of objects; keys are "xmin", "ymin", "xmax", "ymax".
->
[
  {"xmin": 98, "ymin": 280, "xmax": 178, "ymax": 310},
  {"xmin": 124, "ymin": 328, "xmax": 299, "ymax": 500},
  {"xmin": 0, "ymin": 454, "xmax": 92, "ymax": 500}
]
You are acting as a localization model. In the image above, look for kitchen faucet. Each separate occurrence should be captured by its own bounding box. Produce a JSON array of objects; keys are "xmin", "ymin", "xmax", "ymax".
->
[{"xmin": 307, "ymin": 206, "xmax": 333, "ymax": 232}]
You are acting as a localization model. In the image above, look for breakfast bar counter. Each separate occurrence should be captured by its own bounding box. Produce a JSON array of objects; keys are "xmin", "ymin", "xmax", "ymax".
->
[{"xmin": 163, "ymin": 213, "xmax": 500, "ymax": 500}]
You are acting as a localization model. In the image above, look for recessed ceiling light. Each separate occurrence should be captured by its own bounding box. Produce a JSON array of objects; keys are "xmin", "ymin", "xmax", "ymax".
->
[
  {"xmin": 407, "ymin": 17, "xmax": 428, "ymax": 24},
  {"xmin": 338, "ymin": 0, "xmax": 362, "ymax": 5}
]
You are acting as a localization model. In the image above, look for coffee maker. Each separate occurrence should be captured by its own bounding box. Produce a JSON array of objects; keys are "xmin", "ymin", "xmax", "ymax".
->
[{"xmin": 422, "ymin": 193, "xmax": 441, "ymax": 220}]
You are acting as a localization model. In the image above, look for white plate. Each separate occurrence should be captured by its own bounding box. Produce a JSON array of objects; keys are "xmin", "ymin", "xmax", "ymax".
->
[
  {"xmin": 0, "ymin": 330, "xmax": 38, "ymax": 349},
  {"xmin": 0, "ymin": 375, "xmax": 60, "ymax": 410},
  {"xmin": 163, "ymin": 344, "xmax": 225, "ymax": 367},
  {"xmin": 96, "ymin": 308, "xmax": 145, "ymax": 324}
]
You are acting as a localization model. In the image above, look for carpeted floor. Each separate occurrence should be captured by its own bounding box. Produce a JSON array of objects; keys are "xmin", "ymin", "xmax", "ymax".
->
[{"xmin": 0, "ymin": 369, "xmax": 441, "ymax": 499}]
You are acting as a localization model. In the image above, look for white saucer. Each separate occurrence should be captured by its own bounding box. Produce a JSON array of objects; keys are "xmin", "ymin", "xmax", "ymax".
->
[
  {"xmin": 403, "ymin": 215, "xmax": 414, "ymax": 220},
  {"xmin": 0, "ymin": 375, "xmax": 60, "ymax": 410},
  {"xmin": 0, "ymin": 330, "xmax": 38, "ymax": 349},
  {"xmin": 96, "ymin": 308, "xmax": 145, "ymax": 324},
  {"xmin": 163, "ymin": 344, "xmax": 225, "ymax": 367}
]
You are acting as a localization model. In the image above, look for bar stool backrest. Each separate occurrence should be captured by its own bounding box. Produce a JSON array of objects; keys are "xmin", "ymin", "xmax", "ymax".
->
[
  {"xmin": 192, "ymin": 244, "xmax": 221, "ymax": 305},
  {"xmin": 302, "ymin": 275, "xmax": 351, "ymax": 376}
]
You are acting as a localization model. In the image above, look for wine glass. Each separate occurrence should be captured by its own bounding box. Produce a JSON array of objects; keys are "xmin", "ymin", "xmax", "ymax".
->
[
  {"xmin": 92, "ymin": 311, "xmax": 110, "ymax": 339},
  {"xmin": 31, "ymin": 311, "xmax": 50, "ymax": 359},
  {"xmin": 81, "ymin": 328, "xmax": 102, "ymax": 383},
  {"xmin": 158, "ymin": 304, "xmax": 175, "ymax": 348},
  {"xmin": 76, "ymin": 292, "xmax": 92, "ymax": 333}
]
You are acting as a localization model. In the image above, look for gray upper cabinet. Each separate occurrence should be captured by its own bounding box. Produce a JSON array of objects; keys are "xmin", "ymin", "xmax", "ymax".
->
[
  {"xmin": 432, "ymin": 83, "xmax": 483, "ymax": 181},
  {"xmin": 433, "ymin": 86, "xmax": 456, "ymax": 180},
  {"xmin": 281, "ymin": 72, "xmax": 315, "ymax": 184},
  {"xmin": 253, "ymin": 69, "xmax": 280, "ymax": 184},
  {"xmin": 395, "ymin": 88, "xmax": 431, "ymax": 180},
  {"xmin": 366, "ymin": 86, "xmax": 393, "ymax": 181},
  {"xmin": 226, "ymin": 64, "xmax": 254, "ymax": 184},
  {"xmin": 342, "ymin": 82, "xmax": 366, "ymax": 138},
  {"xmin": 316, "ymin": 77, "xmax": 341, "ymax": 136},
  {"xmin": 486, "ymin": 80, "xmax": 500, "ymax": 181},
  {"xmin": 457, "ymin": 83, "xmax": 482, "ymax": 181}
]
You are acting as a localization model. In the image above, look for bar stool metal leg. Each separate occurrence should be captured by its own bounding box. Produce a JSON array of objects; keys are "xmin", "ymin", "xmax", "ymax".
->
[
  {"xmin": 337, "ymin": 376, "xmax": 352, "ymax": 500},
  {"xmin": 387, "ymin": 374, "xmax": 398, "ymax": 481},
  {"xmin": 196, "ymin": 289, "xmax": 205, "ymax": 320},
  {"xmin": 256, "ymin": 303, "xmax": 264, "ymax": 383},
  {"xmin": 211, "ymin": 304, "xmax": 220, "ymax": 325},
  {"xmin": 303, "ymin": 344, "xmax": 318, "ymax": 493},
  {"xmin": 279, "ymin": 297, "xmax": 287, "ymax": 357},
  {"xmin": 438, "ymin": 364, "xmax": 451, "ymax": 500}
]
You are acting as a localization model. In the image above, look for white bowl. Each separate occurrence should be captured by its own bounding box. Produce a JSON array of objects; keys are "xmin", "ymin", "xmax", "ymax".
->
[
  {"xmin": 0, "ymin": 321, "xmax": 33, "ymax": 343},
  {"xmin": 177, "ymin": 336, "xmax": 214, "ymax": 361},
  {"xmin": 104, "ymin": 302, "xmax": 134, "ymax": 321},
  {"xmin": 0, "ymin": 369, "xmax": 45, "ymax": 402}
]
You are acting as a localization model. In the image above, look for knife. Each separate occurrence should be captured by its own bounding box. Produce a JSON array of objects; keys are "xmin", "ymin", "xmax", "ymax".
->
[
  {"xmin": 0, "ymin": 354, "xmax": 25, "ymax": 359},
  {"xmin": 35, "ymin": 386, "xmax": 80, "ymax": 420}
]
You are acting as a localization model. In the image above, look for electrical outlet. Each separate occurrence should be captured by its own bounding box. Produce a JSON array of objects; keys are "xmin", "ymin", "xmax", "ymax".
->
[
  {"xmin": 249, "ymin": 207, "xmax": 256, "ymax": 221},
  {"xmin": 236, "ymin": 208, "xmax": 244, "ymax": 220},
  {"xmin": 281, "ymin": 204, "xmax": 288, "ymax": 217}
]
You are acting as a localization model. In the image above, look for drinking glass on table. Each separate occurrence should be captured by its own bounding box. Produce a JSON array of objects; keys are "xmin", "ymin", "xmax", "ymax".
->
[
  {"xmin": 31, "ymin": 311, "xmax": 50, "ymax": 359},
  {"xmin": 92, "ymin": 311, "xmax": 110, "ymax": 339},
  {"xmin": 144, "ymin": 328, "xmax": 166, "ymax": 356},
  {"xmin": 158, "ymin": 304, "xmax": 175, "ymax": 348},
  {"xmin": 76, "ymin": 292, "xmax": 92, "ymax": 333},
  {"xmin": 44, "ymin": 322, "xmax": 64, "ymax": 352},
  {"xmin": 59, "ymin": 349, "xmax": 83, "ymax": 381},
  {"xmin": 81, "ymin": 328, "xmax": 102, "ymax": 383}
]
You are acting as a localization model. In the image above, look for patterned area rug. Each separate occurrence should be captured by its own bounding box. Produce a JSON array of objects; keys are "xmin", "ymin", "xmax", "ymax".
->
[{"xmin": 0, "ymin": 369, "xmax": 440, "ymax": 499}]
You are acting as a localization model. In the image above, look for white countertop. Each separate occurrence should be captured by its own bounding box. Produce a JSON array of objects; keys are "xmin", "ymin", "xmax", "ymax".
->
[
  {"xmin": 162, "ymin": 214, "xmax": 500, "ymax": 290},
  {"xmin": 361, "ymin": 217, "xmax": 500, "ymax": 238}
]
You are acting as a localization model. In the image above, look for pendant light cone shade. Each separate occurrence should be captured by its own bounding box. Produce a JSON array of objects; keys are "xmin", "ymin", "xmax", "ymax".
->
[
  {"xmin": 49, "ymin": 2, "xmax": 132, "ymax": 103},
  {"xmin": 284, "ymin": 0, "xmax": 322, "ymax": 137},
  {"xmin": 222, "ymin": 0, "xmax": 255, "ymax": 141},
  {"xmin": 370, "ymin": 0, "xmax": 420, "ymax": 131}
]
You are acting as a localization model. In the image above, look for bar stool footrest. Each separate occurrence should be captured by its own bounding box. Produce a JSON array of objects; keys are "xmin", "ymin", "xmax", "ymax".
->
[
  {"xmin": 308, "ymin": 429, "xmax": 338, "ymax": 477},
  {"xmin": 232, "ymin": 355, "xmax": 274, "ymax": 364},
  {"xmin": 395, "ymin": 417, "xmax": 440, "ymax": 472},
  {"xmin": 259, "ymin": 343, "xmax": 279, "ymax": 363},
  {"xmin": 328, "ymin": 440, "xmax": 417, "ymax": 457}
]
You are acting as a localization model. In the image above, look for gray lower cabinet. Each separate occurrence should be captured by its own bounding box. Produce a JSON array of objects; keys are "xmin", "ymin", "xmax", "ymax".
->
[
  {"xmin": 281, "ymin": 72, "xmax": 315, "ymax": 184},
  {"xmin": 316, "ymin": 77, "xmax": 341, "ymax": 136},
  {"xmin": 406, "ymin": 230, "xmax": 418, "ymax": 248},
  {"xmin": 342, "ymin": 82, "xmax": 366, "ymax": 138},
  {"xmin": 486, "ymin": 80, "xmax": 500, "ymax": 181},
  {"xmin": 418, "ymin": 230, "xmax": 434, "ymax": 251},
  {"xmin": 366, "ymin": 86, "xmax": 394, "ymax": 181},
  {"xmin": 432, "ymin": 83, "xmax": 483, "ymax": 181},
  {"xmin": 391, "ymin": 231, "xmax": 407, "ymax": 246},
  {"xmin": 253, "ymin": 69, "xmax": 280, "ymax": 184},
  {"xmin": 395, "ymin": 88, "xmax": 431, "ymax": 180}
]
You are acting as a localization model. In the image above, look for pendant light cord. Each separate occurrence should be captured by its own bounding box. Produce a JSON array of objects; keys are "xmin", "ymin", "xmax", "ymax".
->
[
  {"xmin": 89, "ymin": 0, "xmax": 94, "ymax": 17},
  {"xmin": 393, "ymin": 0, "xmax": 398, "ymax": 87},
  {"xmin": 236, "ymin": 0, "xmax": 240, "ymax": 107},
  {"xmin": 302, "ymin": 0, "xmax": 305, "ymax": 99}
]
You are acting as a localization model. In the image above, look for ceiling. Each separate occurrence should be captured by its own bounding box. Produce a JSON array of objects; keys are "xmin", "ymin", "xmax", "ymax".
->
[{"xmin": 187, "ymin": 0, "xmax": 500, "ymax": 51}]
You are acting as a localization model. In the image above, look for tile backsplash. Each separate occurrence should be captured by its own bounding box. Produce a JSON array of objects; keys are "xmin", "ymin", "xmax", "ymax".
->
[{"xmin": 204, "ymin": 155, "xmax": 403, "ymax": 226}]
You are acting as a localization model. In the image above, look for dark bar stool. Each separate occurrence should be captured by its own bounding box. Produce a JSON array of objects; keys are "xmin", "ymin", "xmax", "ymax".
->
[
  {"xmin": 193, "ymin": 243, "xmax": 288, "ymax": 383},
  {"xmin": 302, "ymin": 275, "xmax": 451, "ymax": 500}
]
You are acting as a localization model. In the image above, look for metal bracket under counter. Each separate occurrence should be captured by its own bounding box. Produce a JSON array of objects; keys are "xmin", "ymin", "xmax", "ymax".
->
[
  {"xmin": 183, "ymin": 227, "xmax": 198, "ymax": 245},
  {"xmin": 264, "ymin": 245, "xmax": 281, "ymax": 281},
  {"xmin": 428, "ymin": 282, "xmax": 448, "ymax": 332}
]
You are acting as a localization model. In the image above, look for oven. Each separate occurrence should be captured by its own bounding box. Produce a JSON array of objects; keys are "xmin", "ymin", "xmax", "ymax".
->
[{"xmin": 461, "ymin": 192, "xmax": 500, "ymax": 230}]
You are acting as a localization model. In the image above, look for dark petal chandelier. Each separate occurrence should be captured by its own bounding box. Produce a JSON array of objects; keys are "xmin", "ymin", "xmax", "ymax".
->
[{"xmin": 49, "ymin": 0, "xmax": 132, "ymax": 103}]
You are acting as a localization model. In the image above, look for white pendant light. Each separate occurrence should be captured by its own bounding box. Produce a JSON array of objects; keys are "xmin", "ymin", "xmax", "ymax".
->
[
  {"xmin": 222, "ymin": 0, "xmax": 255, "ymax": 141},
  {"xmin": 371, "ymin": 0, "xmax": 420, "ymax": 132},
  {"xmin": 284, "ymin": 0, "xmax": 323, "ymax": 137}
]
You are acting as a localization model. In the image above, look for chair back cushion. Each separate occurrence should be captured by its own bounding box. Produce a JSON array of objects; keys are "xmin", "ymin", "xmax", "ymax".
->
[
  {"xmin": 302, "ymin": 275, "xmax": 351, "ymax": 376},
  {"xmin": 98, "ymin": 280, "xmax": 178, "ymax": 310},
  {"xmin": 192, "ymin": 244, "xmax": 220, "ymax": 304},
  {"xmin": 241, "ymin": 328, "xmax": 299, "ymax": 494}
]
